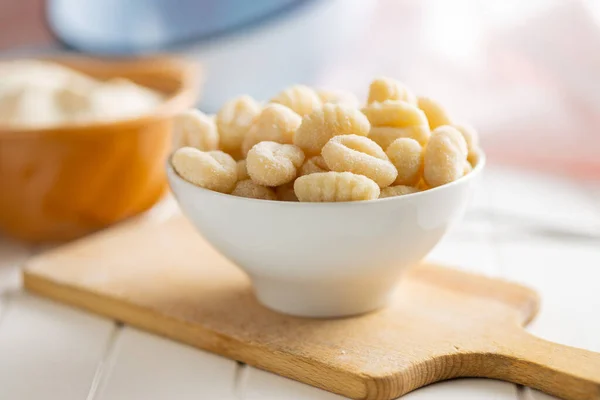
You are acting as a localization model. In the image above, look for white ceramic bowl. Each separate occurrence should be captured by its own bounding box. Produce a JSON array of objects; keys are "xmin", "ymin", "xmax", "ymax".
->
[{"xmin": 167, "ymin": 156, "xmax": 485, "ymax": 318}]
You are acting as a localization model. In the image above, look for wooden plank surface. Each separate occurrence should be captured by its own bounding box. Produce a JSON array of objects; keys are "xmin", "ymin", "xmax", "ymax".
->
[
  {"xmin": 488, "ymin": 169, "xmax": 600, "ymax": 400},
  {"xmin": 0, "ymin": 294, "xmax": 115, "ymax": 400},
  {"xmin": 484, "ymin": 168, "xmax": 600, "ymax": 236},
  {"xmin": 95, "ymin": 327, "xmax": 238, "ymax": 400},
  {"xmin": 402, "ymin": 380, "xmax": 518, "ymax": 399},
  {"xmin": 241, "ymin": 367, "xmax": 347, "ymax": 400},
  {"xmin": 498, "ymin": 240, "xmax": 600, "ymax": 400}
]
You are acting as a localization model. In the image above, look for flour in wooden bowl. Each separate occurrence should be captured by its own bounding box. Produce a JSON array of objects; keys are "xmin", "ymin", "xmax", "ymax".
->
[{"xmin": 0, "ymin": 60, "xmax": 164, "ymax": 128}]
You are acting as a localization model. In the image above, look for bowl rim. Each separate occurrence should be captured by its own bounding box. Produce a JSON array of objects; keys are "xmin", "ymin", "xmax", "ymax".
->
[
  {"xmin": 167, "ymin": 151, "xmax": 486, "ymax": 207},
  {"xmin": 0, "ymin": 54, "xmax": 201, "ymax": 139}
]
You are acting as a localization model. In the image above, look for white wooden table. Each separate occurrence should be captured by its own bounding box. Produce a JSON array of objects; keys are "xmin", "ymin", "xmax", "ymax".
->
[{"xmin": 1, "ymin": 165, "xmax": 599, "ymax": 400}]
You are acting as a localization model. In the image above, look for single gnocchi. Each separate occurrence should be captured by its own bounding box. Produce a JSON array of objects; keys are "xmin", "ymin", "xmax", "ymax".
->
[
  {"xmin": 294, "ymin": 172, "xmax": 380, "ymax": 202},
  {"xmin": 171, "ymin": 147, "xmax": 237, "ymax": 193},
  {"xmin": 362, "ymin": 100, "xmax": 427, "ymax": 128},
  {"xmin": 367, "ymin": 77, "xmax": 417, "ymax": 105},
  {"xmin": 417, "ymin": 96, "xmax": 452, "ymax": 130},
  {"xmin": 440, "ymin": 125, "xmax": 468, "ymax": 156},
  {"xmin": 216, "ymin": 95, "xmax": 261, "ymax": 159},
  {"xmin": 299, "ymin": 155, "xmax": 329, "ymax": 176},
  {"xmin": 453, "ymin": 123, "xmax": 480, "ymax": 165},
  {"xmin": 317, "ymin": 89, "xmax": 360, "ymax": 108},
  {"xmin": 386, "ymin": 138, "xmax": 423, "ymax": 186},
  {"xmin": 241, "ymin": 104, "xmax": 301, "ymax": 156},
  {"xmin": 173, "ymin": 109, "xmax": 219, "ymax": 151},
  {"xmin": 423, "ymin": 126, "xmax": 468, "ymax": 188},
  {"xmin": 294, "ymin": 103, "xmax": 370, "ymax": 156},
  {"xmin": 369, "ymin": 125, "xmax": 430, "ymax": 149},
  {"xmin": 232, "ymin": 179, "xmax": 277, "ymax": 200},
  {"xmin": 321, "ymin": 134, "xmax": 397, "ymax": 188},
  {"xmin": 379, "ymin": 185, "xmax": 419, "ymax": 198},
  {"xmin": 270, "ymin": 85, "xmax": 322, "ymax": 116},
  {"xmin": 246, "ymin": 141, "xmax": 305, "ymax": 186}
]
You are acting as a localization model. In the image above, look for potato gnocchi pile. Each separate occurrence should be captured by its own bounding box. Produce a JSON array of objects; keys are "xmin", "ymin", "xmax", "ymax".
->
[{"xmin": 171, "ymin": 78, "xmax": 482, "ymax": 202}]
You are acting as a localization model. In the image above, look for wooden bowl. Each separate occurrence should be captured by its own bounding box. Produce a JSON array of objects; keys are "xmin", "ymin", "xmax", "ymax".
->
[{"xmin": 0, "ymin": 56, "xmax": 201, "ymax": 243}]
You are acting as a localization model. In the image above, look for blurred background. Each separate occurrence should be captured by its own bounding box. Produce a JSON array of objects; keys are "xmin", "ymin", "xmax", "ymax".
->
[{"xmin": 2, "ymin": 0, "xmax": 600, "ymax": 178}]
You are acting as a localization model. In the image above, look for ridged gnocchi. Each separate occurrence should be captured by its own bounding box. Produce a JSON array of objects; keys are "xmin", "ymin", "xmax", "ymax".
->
[
  {"xmin": 216, "ymin": 95, "xmax": 261, "ymax": 159},
  {"xmin": 171, "ymin": 147, "xmax": 237, "ymax": 193},
  {"xmin": 173, "ymin": 109, "xmax": 219, "ymax": 151},
  {"xmin": 367, "ymin": 77, "xmax": 417, "ymax": 105},
  {"xmin": 246, "ymin": 141, "xmax": 305, "ymax": 186},
  {"xmin": 294, "ymin": 172, "xmax": 380, "ymax": 202},
  {"xmin": 241, "ymin": 104, "xmax": 301, "ymax": 156},
  {"xmin": 423, "ymin": 126, "xmax": 468, "ymax": 187},
  {"xmin": 294, "ymin": 103, "xmax": 370, "ymax": 156},
  {"xmin": 379, "ymin": 185, "xmax": 419, "ymax": 198},
  {"xmin": 232, "ymin": 179, "xmax": 277, "ymax": 200},
  {"xmin": 321, "ymin": 135, "xmax": 397, "ymax": 188},
  {"xmin": 270, "ymin": 85, "xmax": 322, "ymax": 116},
  {"xmin": 171, "ymin": 79, "xmax": 481, "ymax": 202},
  {"xmin": 417, "ymin": 96, "xmax": 452, "ymax": 130},
  {"xmin": 317, "ymin": 89, "xmax": 360, "ymax": 108},
  {"xmin": 386, "ymin": 138, "xmax": 423, "ymax": 186},
  {"xmin": 363, "ymin": 100, "xmax": 430, "ymax": 146}
]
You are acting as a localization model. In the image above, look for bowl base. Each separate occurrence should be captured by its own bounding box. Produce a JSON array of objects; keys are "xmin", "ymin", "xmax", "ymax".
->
[{"xmin": 251, "ymin": 275, "xmax": 396, "ymax": 318}]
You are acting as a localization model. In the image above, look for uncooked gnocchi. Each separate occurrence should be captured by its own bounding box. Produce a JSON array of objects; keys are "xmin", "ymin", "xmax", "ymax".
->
[
  {"xmin": 173, "ymin": 109, "xmax": 219, "ymax": 151},
  {"xmin": 362, "ymin": 100, "xmax": 430, "ymax": 146},
  {"xmin": 321, "ymin": 135, "xmax": 397, "ymax": 188},
  {"xmin": 216, "ymin": 95, "xmax": 261, "ymax": 159},
  {"xmin": 299, "ymin": 155, "xmax": 329, "ymax": 176},
  {"xmin": 453, "ymin": 123, "xmax": 480, "ymax": 166},
  {"xmin": 246, "ymin": 141, "xmax": 305, "ymax": 186},
  {"xmin": 270, "ymin": 85, "xmax": 322, "ymax": 116},
  {"xmin": 367, "ymin": 77, "xmax": 417, "ymax": 105},
  {"xmin": 232, "ymin": 179, "xmax": 277, "ymax": 200},
  {"xmin": 423, "ymin": 126, "xmax": 468, "ymax": 188},
  {"xmin": 241, "ymin": 104, "xmax": 301, "ymax": 156},
  {"xmin": 379, "ymin": 185, "xmax": 419, "ymax": 198},
  {"xmin": 294, "ymin": 172, "xmax": 380, "ymax": 202},
  {"xmin": 369, "ymin": 125, "xmax": 430, "ymax": 149},
  {"xmin": 172, "ymin": 79, "xmax": 482, "ymax": 201},
  {"xmin": 417, "ymin": 97, "xmax": 452, "ymax": 130},
  {"xmin": 386, "ymin": 138, "xmax": 423, "ymax": 186},
  {"xmin": 171, "ymin": 147, "xmax": 237, "ymax": 193},
  {"xmin": 294, "ymin": 103, "xmax": 370, "ymax": 156},
  {"xmin": 362, "ymin": 100, "xmax": 427, "ymax": 128},
  {"xmin": 441, "ymin": 125, "xmax": 468, "ymax": 156},
  {"xmin": 317, "ymin": 89, "xmax": 360, "ymax": 108}
]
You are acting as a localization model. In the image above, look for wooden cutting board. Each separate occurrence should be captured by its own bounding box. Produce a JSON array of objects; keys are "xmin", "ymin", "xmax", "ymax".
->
[{"xmin": 23, "ymin": 215, "xmax": 600, "ymax": 400}]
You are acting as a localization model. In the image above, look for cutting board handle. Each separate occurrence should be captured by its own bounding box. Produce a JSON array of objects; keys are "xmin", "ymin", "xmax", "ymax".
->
[{"xmin": 492, "ymin": 329, "xmax": 600, "ymax": 400}]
